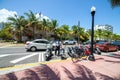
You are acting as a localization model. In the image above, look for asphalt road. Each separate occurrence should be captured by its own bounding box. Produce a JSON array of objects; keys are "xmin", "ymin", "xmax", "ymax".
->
[
  {"xmin": 0, "ymin": 44, "xmax": 119, "ymax": 68},
  {"xmin": 0, "ymin": 47, "xmax": 26, "ymax": 54},
  {"xmin": 0, "ymin": 46, "xmax": 48, "ymax": 68},
  {"xmin": 0, "ymin": 46, "xmax": 66, "ymax": 68}
]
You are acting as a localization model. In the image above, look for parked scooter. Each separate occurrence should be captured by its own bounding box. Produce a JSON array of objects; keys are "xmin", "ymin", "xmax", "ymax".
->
[
  {"xmin": 67, "ymin": 45, "xmax": 101, "ymax": 62},
  {"xmin": 45, "ymin": 47, "xmax": 67, "ymax": 61},
  {"xmin": 94, "ymin": 47, "xmax": 101, "ymax": 55},
  {"xmin": 80, "ymin": 45, "xmax": 101, "ymax": 55},
  {"xmin": 60, "ymin": 48, "xmax": 67, "ymax": 60},
  {"xmin": 45, "ymin": 48, "xmax": 53, "ymax": 61}
]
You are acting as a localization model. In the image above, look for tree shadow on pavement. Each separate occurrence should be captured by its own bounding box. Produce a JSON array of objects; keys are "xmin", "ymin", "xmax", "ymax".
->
[
  {"xmin": 95, "ymin": 55, "xmax": 120, "ymax": 63},
  {"xmin": 61, "ymin": 63, "xmax": 115, "ymax": 80},
  {"xmin": 0, "ymin": 72, "xmax": 18, "ymax": 80},
  {"xmin": 0, "ymin": 61, "xmax": 120, "ymax": 80},
  {"xmin": 95, "ymin": 57, "xmax": 104, "ymax": 60},
  {"xmin": 94, "ymin": 72, "xmax": 114, "ymax": 80},
  {"xmin": 105, "ymin": 59, "xmax": 120, "ymax": 63},
  {"xmin": 102, "ymin": 53, "xmax": 120, "ymax": 63},
  {"xmin": 0, "ymin": 64, "xmax": 60, "ymax": 80},
  {"xmin": 62, "ymin": 65, "xmax": 96, "ymax": 80},
  {"xmin": 104, "ymin": 53, "xmax": 120, "ymax": 59}
]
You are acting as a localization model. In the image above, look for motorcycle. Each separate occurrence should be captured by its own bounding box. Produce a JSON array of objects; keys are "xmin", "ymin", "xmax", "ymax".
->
[
  {"xmin": 45, "ymin": 48, "xmax": 53, "ymax": 61},
  {"xmin": 80, "ymin": 45, "xmax": 101, "ymax": 55}
]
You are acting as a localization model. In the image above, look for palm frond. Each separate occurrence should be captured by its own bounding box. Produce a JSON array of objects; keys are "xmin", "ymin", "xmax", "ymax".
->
[{"xmin": 109, "ymin": 0, "xmax": 120, "ymax": 8}]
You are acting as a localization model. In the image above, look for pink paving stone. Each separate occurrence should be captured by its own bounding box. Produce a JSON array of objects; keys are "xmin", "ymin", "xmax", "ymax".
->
[{"xmin": 0, "ymin": 53, "xmax": 120, "ymax": 80}]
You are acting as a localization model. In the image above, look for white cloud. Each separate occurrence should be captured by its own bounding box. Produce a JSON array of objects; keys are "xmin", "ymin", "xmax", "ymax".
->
[
  {"xmin": 36, "ymin": 13, "xmax": 50, "ymax": 21},
  {"xmin": 0, "ymin": 9, "xmax": 50, "ymax": 23},
  {"xmin": 0, "ymin": 8, "xmax": 17, "ymax": 22}
]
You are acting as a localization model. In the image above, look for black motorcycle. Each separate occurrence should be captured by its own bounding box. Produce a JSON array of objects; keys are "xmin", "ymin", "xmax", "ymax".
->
[{"xmin": 45, "ymin": 48, "xmax": 53, "ymax": 61}]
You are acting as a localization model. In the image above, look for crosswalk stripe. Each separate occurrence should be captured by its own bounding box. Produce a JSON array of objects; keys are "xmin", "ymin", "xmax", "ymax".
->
[
  {"xmin": 38, "ymin": 53, "xmax": 41, "ymax": 62},
  {"xmin": 41, "ymin": 53, "xmax": 46, "ymax": 61},
  {"xmin": 10, "ymin": 53, "xmax": 39, "ymax": 63},
  {"xmin": 38, "ymin": 52, "xmax": 46, "ymax": 62}
]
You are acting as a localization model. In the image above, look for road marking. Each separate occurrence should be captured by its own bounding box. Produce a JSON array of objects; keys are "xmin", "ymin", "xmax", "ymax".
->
[
  {"xmin": 0, "ymin": 53, "xmax": 32, "ymax": 58},
  {"xmin": 38, "ymin": 53, "xmax": 41, "ymax": 62},
  {"xmin": 10, "ymin": 53, "xmax": 39, "ymax": 63},
  {"xmin": 42, "ymin": 53, "xmax": 45, "ymax": 61},
  {"xmin": 38, "ymin": 52, "xmax": 46, "ymax": 62},
  {"xmin": 7, "ymin": 53, "xmax": 30, "ymax": 55},
  {"xmin": 0, "ymin": 54, "xmax": 9, "ymax": 58}
]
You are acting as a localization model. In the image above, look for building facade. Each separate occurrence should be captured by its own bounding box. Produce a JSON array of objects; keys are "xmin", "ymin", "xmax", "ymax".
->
[{"xmin": 95, "ymin": 24, "xmax": 113, "ymax": 33}]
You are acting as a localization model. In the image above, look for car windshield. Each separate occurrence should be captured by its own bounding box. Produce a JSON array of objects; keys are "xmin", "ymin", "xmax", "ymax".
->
[
  {"xmin": 112, "ymin": 41, "xmax": 120, "ymax": 44},
  {"xmin": 97, "ymin": 42, "xmax": 106, "ymax": 44}
]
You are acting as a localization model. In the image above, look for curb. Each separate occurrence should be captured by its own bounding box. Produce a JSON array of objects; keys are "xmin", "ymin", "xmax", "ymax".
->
[
  {"xmin": 0, "ymin": 58, "xmax": 71, "ymax": 75},
  {"xmin": 0, "ymin": 56, "xmax": 89, "ymax": 71},
  {"xmin": 0, "ymin": 58, "xmax": 70, "ymax": 70}
]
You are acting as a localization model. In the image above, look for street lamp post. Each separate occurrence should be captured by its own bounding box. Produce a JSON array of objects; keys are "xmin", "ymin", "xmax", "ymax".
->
[
  {"xmin": 88, "ymin": 6, "xmax": 96, "ymax": 61},
  {"xmin": 78, "ymin": 21, "xmax": 80, "ymax": 44}
]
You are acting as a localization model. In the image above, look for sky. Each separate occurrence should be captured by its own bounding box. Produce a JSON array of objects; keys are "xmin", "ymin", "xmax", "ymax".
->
[{"xmin": 0, "ymin": 0, "xmax": 120, "ymax": 34}]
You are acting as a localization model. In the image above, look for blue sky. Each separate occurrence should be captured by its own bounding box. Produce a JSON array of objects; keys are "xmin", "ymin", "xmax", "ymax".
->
[{"xmin": 0, "ymin": 0, "xmax": 120, "ymax": 34}]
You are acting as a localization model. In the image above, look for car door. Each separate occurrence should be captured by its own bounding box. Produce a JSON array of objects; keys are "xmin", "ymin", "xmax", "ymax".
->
[
  {"xmin": 108, "ymin": 43, "xmax": 116, "ymax": 51},
  {"xmin": 33, "ymin": 40, "xmax": 41, "ymax": 49},
  {"xmin": 39, "ymin": 40, "xmax": 48, "ymax": 49},
  {"xmin": 34, "ymin": 40, "xmax": 45, "ymax": 49}
]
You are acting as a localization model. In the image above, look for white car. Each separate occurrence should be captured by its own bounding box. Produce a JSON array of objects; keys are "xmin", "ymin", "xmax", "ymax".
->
[
  {"xmin": 63, "ymin": 40, "xmax": 77, "ymax": 45},
  {"xmin": 25, "ymin": 39, "xmax": 51, "ymax": 51}
]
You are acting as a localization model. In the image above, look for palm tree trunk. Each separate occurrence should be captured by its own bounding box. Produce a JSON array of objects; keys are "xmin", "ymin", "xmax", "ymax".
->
[
  {"xmin": 19, "ymin": 26, "xmax": 22, "ymax": 42},
  {"xmin": 33, "ymin": 26, "xmax": 35, "ymax": 40}
]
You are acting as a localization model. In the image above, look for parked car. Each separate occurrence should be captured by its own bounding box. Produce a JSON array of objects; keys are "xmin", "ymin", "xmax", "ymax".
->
[
  {"xmin": 94, "ymin": 41, "xmax": 118, "ymax": 52},
  {"xmin": 112, "ymin": 41, "xmax": 120, "ymax": 50},
  {"xmin": 63, "ymin": 40, "xmax": 77, "ymax": 45},
  {"xmin": 25, "ymin": 39, "xmax": 51, "ymax": 51}
]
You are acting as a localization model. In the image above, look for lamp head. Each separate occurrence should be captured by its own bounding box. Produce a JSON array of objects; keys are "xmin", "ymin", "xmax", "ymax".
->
[
  {"xmin": 91, "ymin": 6, "xmax": 96, "ymax": 15},
  {"xmin": 91, "ymin": 6, "xmax": 96, "ymax": 12}
]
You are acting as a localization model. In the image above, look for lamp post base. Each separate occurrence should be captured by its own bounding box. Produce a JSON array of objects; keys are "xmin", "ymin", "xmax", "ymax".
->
[{"xmin": 88, "ymin": 55, "xmax": 95, "ymax": 61}]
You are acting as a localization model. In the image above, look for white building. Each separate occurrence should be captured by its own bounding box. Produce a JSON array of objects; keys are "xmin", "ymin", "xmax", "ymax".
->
[
  {"xmin": 0, "ymin": 22, "xmax": 4, "ymax": 30},
  {"xmin": 95, "ymin": 24, "xmax": 113, "ymax": 33}
]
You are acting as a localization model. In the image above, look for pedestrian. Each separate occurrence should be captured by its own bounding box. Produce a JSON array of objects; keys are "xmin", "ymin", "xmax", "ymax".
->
[{"xmin": 55, "ymin": 40, "xmax": 61, "ymax": 56}]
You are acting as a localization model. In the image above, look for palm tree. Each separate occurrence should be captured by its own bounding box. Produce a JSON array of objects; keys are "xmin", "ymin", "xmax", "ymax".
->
[
  {"xmin": 112, "ymin": 33, "xmax": 120, "ymax": 40},
  {"xmin": 0, "ymin": 23, "xmax": 13, "ymax": 40},
  {"xmin": 95, "ymin": 29, "xmax": 103, "ymax": 40},
  {"xmin": 24, "ymin": 10, "xmax": 39, "ymax": 40},
  {"xmin": 72, "ymin": 25, "xmax": 78, "ymax": 40},
  {"xmin": 109, "ymin": 0, "xmax": 120, "ymax": 8},
  {"xmin": 60, "ymin": 25, "xmax": 69, "ymax": 40},
  {"xmin": 87, "ymin": 30, "xmax": 92, "ymax": 41},
  {"xmin": 8, "ymin": 14, "xmax": 25, "ymax": 42},
  {"xmin": 42, "ymin": 19, "xmax": 50, "ymax": 39},
  {"xmin": 79, "ymin": 27, "xmax": 89, "ymax": 41},
  {"xmin": 103, "ymin": 30, "xmax": 112, "ymax": 41},
  {"xmin": 50, "ymin": 19, "xmax": 58, "ymax": 39},
  {"xmin": 56, "ymin": 28, "xmax": 64, "ymax": 40}
]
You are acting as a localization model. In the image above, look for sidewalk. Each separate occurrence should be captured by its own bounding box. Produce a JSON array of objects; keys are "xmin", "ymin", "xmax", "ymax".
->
[
  {"xmin": 0, "ymin": 42, "xmax": 25, "ymax": 47},
  {"xmin": 0, "ymin": 52, "xmax": 120, "ymax": 80}
]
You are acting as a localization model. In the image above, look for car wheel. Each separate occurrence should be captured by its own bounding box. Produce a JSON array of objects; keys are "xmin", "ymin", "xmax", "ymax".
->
[
  {"xmin": 26, "ymin": 49, "xmax": 30, "ymax": 52},
  {"xmin": 30, "ymin": 46, "xmax": 37, "ymax": 51},
  {"xmin": 73, "ymin": 42, "xmax": 76, "ymax": 45}
]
